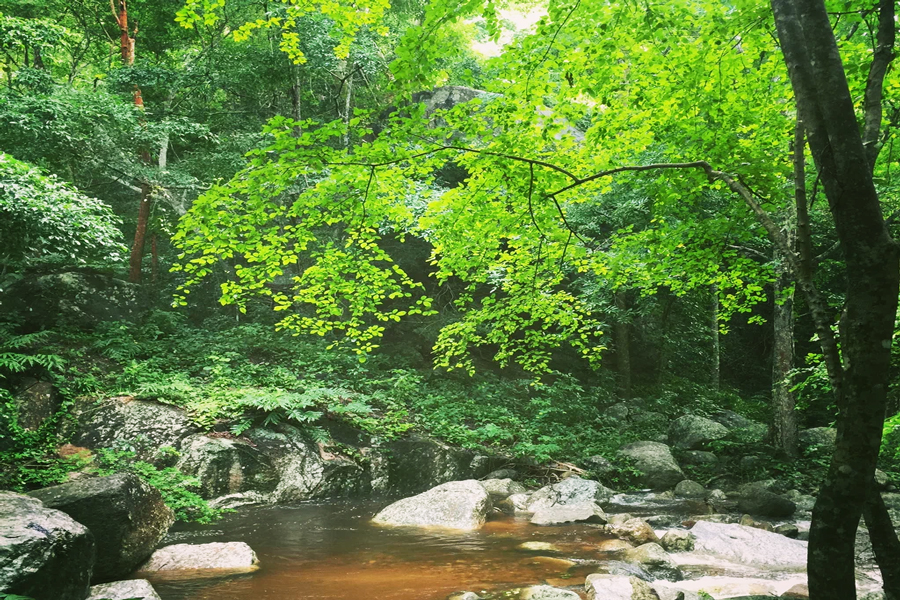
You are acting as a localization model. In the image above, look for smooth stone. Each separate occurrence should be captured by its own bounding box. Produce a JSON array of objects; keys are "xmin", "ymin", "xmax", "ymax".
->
[
  {"xmin": 138, "ymin": 542, "xmax": 259, "ymax": 572},
  {"xmin": 531, "ymin": 503, "xmax": 607, "ymax": 526},
  {"xmin": 372, "ymin": 480, "xmax": 492, "ymax": 531},
  {"xmin": 618, "ymin": 442, "xmax": 685, "ymax": 490},
  {"xmin": 604, "ymin": 517, "xmax": 661, "ymax": 545},
  {"xmin": 518, "ymin": 541, "xmax": 560, "ymax": 551},
  {"xmin": 519, "ymin": 585, "xmax": 580, "ymax": 599},
  {"xmin": 87, "ymin": 579, "xmax": 162, "ymax": 600},
  {"xmin": 623, "ymin": 542, "xmax": 683, "ymax": 581},
  {"xmin": 674, "ymin": 480, "xmax": 706, "ymax": 498},
  {"xmin": 660, "ymin": 529, "xmax": 695, "ymax": 552},
  {"xmin": 526, "ymin": 476, "xmax": 614, "ymax": 512},
  {"xmin": 689, "ymin": 521, "xmax": 807, "ymax": 569},
  {"xmin": 585, "ymin": 574, "xmax": 657, "ymax": 600}
]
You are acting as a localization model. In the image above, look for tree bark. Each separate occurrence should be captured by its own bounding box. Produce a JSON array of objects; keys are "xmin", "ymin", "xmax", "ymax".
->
[{"xmin": 772, "ymin": 244, "xmax": 797, "ymax": 457}]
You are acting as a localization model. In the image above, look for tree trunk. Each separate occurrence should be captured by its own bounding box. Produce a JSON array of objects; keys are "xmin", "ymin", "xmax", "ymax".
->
[
  {"xmin": 770, "ymin": 0, "xmax": 900, "ymax": 596},
  {"xmin": 128, "ymin": 181, "xmax": 151, "ymax": 283},
  {"xmin": 614, "ymin": 291, "xmax": 632, "ymax": 399},
  {"xmin": 772, "ymin": 244, "xmax": 797, "ymax": 457}
]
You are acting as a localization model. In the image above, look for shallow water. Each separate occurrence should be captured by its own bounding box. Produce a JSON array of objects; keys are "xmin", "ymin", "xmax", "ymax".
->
[{"xmin": 144, "ymin": 501, "xmax": 617, "ymax": 600}]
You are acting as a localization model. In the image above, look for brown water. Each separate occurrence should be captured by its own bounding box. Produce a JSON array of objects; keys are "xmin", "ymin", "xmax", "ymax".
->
[{"xmin": 144, "ymin": 501, "xmax": 620, "ymax": 600}]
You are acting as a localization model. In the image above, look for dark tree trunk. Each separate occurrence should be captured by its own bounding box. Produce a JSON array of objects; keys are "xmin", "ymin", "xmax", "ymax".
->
[{"xmin": 129, "ymin": 181, "xmax": 151, "ymax": 283}]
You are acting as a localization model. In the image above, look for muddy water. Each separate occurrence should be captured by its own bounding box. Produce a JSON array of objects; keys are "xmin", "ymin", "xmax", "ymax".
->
[{"xmin": 146, "ymin": 501, "xmax": 619, "ymax": 600}]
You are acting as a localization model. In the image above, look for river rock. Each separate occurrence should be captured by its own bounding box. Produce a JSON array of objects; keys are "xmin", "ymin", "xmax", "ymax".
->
[
  {"xmin": 70, "ymin": 397, "xmax": 198, "ymax": 460},
  {"xmin": 527, "ymin": 476, "xmax": 614, "ymax": 511},
  {"xmin": 679, "ymin": 450, "xmax": 719, "ymax": 467},
  {"xmin": 585, "ymin": 574, "xmax": 656, "ymax": 600},
  {"xmin": 530, "ymin": 503, "xmax": 607, "ymax": 526},
  {"xmin": 689, "ymin": 520, "xmax": 807, "ymax": 568},
  {"xmin": 496, "ymin": 492, "xmax": 531, "ymax": 514},
  {"xmin": 87, "ymin": 579, "xmax": 162, "ymax": 600},
  {"xmin": 652, "ymin": 585, "xmax": 702, "ymax": 600},
  {"xmin": 663, "ymin": 576, "xmax": 789, "ymax": 597},
  {"xmin": 176, "ymin": 434, "xmax": 279, "ymax": 499},
  {"xmin": 139, "ymin": 542, "xmax": 259, "ymax": 571},
  {"xmin": 372, "ymin": 480, "xmax": 492, "ymax": 530},
  {"xmin": 519, "ymin": 585, "xmax": 580, "ymax": 599},
  {"xmin": 479, "ymin": 478, "xmax": 527, "ymax": 500},
  {"xmin": 618, "ymin": 442, "xmax": 685, "ymax": 490},
  {"xmin": 518, "ymin": 541, "xmax": 560, "ymax": 551},
  {"xmin": 674, "ymin": 480, "xmax": 706, "ymax": 498},
  {"xmin": 0, "ymin": 492, "xmax": 95, "ymax": 600},
  {"xmin": 798, "ymin": 427, "xmax": 836, "ymax": 452},
  {"xmin": 28, "ymin": 472, "xmax": 173, "ymax": 582},
  {"xmin": 737, "ymin": 487, "xmax": 796, "ymax": 518},
  {"xmin": 660, "ymin": 529, "xmax": 694, "ymax": 552},
  {"xmin": 668, "ymin": 415, "xmax": 728, "ymax": 450},
  {"xmin": 605, "ymin": 517, "xmax": 660, "ymax": 545},
  {"xmin": 782, "ymin": 583, "xmax": 809, "ymax": 598},
  {"xmin": 623, "ymin": 542, "xmax": 682, "ymax": 581}
]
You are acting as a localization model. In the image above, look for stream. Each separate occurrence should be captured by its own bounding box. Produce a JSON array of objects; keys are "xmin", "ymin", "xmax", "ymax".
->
[{"xmin": 143, "ymin": 501, "xmax": 621, "ymax": 600}]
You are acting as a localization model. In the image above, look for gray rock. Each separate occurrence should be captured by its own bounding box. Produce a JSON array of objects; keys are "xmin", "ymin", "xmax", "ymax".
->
[
  {"xmin": 87, "ymin": 579, "xmax": 161, "ymax": 600},
  {"xmin": 530, "ymin": 503, "xmax": 607, "ymax": 526},
  {"xmin": 606, "ymin": 513, "xmax": 633, "ymax": 525},
  {"xmin": 14, "ymin": 379, "xmax": 58, "ymax": 430},
  {"xmin": 712, "ymin": 410, "xmax": 767, "ymax": 442},
  {"xmin": 378, "ymin": 435, "xmax": 499, "ymax": 495},
  {"xmin": 478, "ymin": 478, "xmax": 527, "ymax": 501},
  {"xmin": 652, "ymin": 584, "xmax": 702, "ymax": 600},
  {"xmin": 668, "ymin": 415, "xmax": 728, "ymax": 450},
  {"xmin": 28, "ymin": 473, "xmax": 173, "ymax": 583},
  {"xmin": 679, "ymin": 451, "xmax": 718, "ymax": 467},
  {"xmin": 484, "ymin": 468, "xmax": 519, "ymax": 480},
  {"xmin": 527, "ymin": 476, "xmax": 614, "ymax": 511},
  {"xmin": 0, "ymin": 492, "xmax": 95, "ymax": 600},
  {"xmin": 618, "ymin": 441, "xmax": 685, "ymax": 490},
  {"xmin": 798, "ymin": 427, "xmax": 836, "ymax": 452},
  {"xmin": 585, "ymin": 574, "xmax": 657, "ymax": 600},
  {"xmin": 139, "ymin": 542, "xmax": 259, "ymax": 572},
  {"xmin": 604, "ymin": 517, "xmax": 660, "ymax": 545},
  {"xmin": 583, "ymin": 455, "xmax": 615, "ymax": 475},
  {"xmin": 519, "ymin": 585, "xmax": 580, "ymax": 599},
  {"xmin": 176, "ymin": 434, "xmax": 278, "ymax": 499},
  {"xmin": 606, "ymin": 403, "xmax": 632, "ymax": 421},
  {"xmin": 689, "ymin": 520, "xmax": 807, "ymax": 568},
  {"xmin": 674, "ymin": 480, "xmax": 706, "ymax": 498},
  {"xmin": 518, "ymin": 541, "xmax": 560, "ymax": 551},
  {"xmin": 623, "ymin": 542, "xmax": 682, "ymax": 581},
  {"xmin": 660, "ymin": 529, "xmax": 695, "ymax": 552},
  {"xmin": 496, "ymin": 492, "xmax": 531, "ymax": 514},
  {"xmin": 208, "ymin": 491, "xmax": 272, "ymax": 510},
  {"xmin": 372, "ymin": 480, "xmax": 492, "ymax": 530},
  {"xmin": 737, "ymin": 487, "xmax": 796, "ymax": 518}
]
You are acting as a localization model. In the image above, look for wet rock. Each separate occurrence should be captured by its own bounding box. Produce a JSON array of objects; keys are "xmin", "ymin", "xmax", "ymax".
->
[
  {"xmin": 87, "ymin": 579, "xmax": 162, "ymax": 600},
  {"xmin": 674, "ymin": 480, "xmax": 706, "ymax": 498},
  {"xmin": 527, "ymin": 476, "xmax": 614, "ymax": 511},
  {"xmin": 479, "ymin": 478, "xmax": 527, "ymax": 501},
  {"xmin": 372, "ymin": 480, "xmax": 492, "ymax": 530},
  {"xmin": 176, "ymin": 434, "xmax": 278, "ymax": 499},
  {"xmin": 70, "ymin": 397, "xmax": 198, "ymax": 461},
  {"xmin": 623, "ymin": 542, "xmax": 683, "ymax": 581},
  {"xmin": 518, "ymin": 541, "xmax": 560, "ymax": 551},
  {"xmin": 208, "ymin": 491, "xmax": 272, "ymax": 510},
  {"xmin": 585, "ymin": 574, "xmax": 656, "ymax": 600},
  {"xmin": 139, "ymin": 542, "xmax": 259, "ymax": 572},
  {"xmin": 591, "ymin": 560, "xmax": 654, "ymax": 580},
  {"xmin": 14, "ymin": 379, "xmax": 58, "ymax": 430},
  {"xmin": 597, "ymin": 539, "xmax": 635, "ymax": 552},
  {"xmin": 737, "ymin": 487, "xmax": 796, "ymax": 518},
  {"xmin": 660, "ymin": 529, "xmax": 694, "ymax": 552},
  {"xmin": 607, "ymin": 513, "xmax": 633, "ymax": 525},
  {"xmin": 798, "ymin": 427, "xmax": 836, "ymax": 452},
  {"xmin": 496, "ymin": 492, "xmax": 531, "ymax": 515},
  {"xmin": 618, "ymin": 442, "xmax": 685, "ymax": 490},
  {"xmin": 530, "ymin": 503, "xmax": 607, "ymax": 526},
  {"xmin": 519, "ymin": 585, "xmax": 580, "ymax": 599},
  {"xmin": 448, "ymin": 593, "xmax": 480, "ymax": 600},
  {"xmin": 0, "ymin": 491, "xmax": 95, "ymax": 600},
  {"xmin": 668, "ymin": 415, "xmax": 728, "ymax": 450},
  {"xmin": 604, "ymin": 517, "xmax": 661, "ymax": 545},
  {"xmin": 28, "ymin": 473, "xmax": 173, "ymax": 582},
  {"xmin": 689, "ymin": 520, "xmax": 807, "ymax": 568}
]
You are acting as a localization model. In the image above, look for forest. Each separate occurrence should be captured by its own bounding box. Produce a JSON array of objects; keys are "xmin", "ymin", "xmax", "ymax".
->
[{"xmin": 0, "ymin": 0, "xmax": 899, "ymax": 599}]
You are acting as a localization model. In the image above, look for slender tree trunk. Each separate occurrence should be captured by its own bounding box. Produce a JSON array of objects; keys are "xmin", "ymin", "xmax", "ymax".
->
[
  {"xmin": 710, "ymin": 285, "xmax": 720, "ymax": 391},
  {"xmin": 614, "ymin": 291, "xmax": 632, "ymax": 399},
  {"xmin": 772, "ymin": 245, "xmax": 797, "ymax": 457},
  {"xmin": 129, "ymin": 181, "xmax": 151, "ymax": 283}
]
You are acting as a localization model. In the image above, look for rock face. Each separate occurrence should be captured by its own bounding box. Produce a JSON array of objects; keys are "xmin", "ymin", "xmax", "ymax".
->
[
  {"xmin": 176, "ymin": 434, "xmax": 279, "ymax": 499},
  {"xmin": 378, "ymin": 436, "xmax": 498, "ymax": 495},
  {"xmin": 530, "ymin": 504, "xmax": 607, "ymax": 526},
  {"xmin": 372, "ymin": 480, "xmax": 492, "ymax": 530},
  {"xmin": 139, "ymin": 542, "xmax": 259, "ymax": 572},
  {"xmin": 87, "ymin": 579, "xmax": 162, "ymax": 600},
  {"xmin": 736, "ymin": 487, "xmax": 796, "ymax": 518},
  {"xmin": 527, "ymin": 476, "xmax": 614, "ymax": 511},
  {"xmin": 0, "ymin": 492, "xmax": 95, "ymax": 600},
  {"xmin": 618, "ymin": 441, "xmax": 685, "ymax": 490},
  {"xmin": 14, "ymin": 379, "xmax": 58, "ymax": 430},
  {"xmin": 585, "ymin": 574, "xmax": 657, "ymax": 600},
  {"xmin": 28, "ymin": 473, "xmax": 174, "ymax": 582},
  {"xmin": 667, "ymin": 415, "xmax": 728, "ymax": 450},
  {"xmin": 479, "ymin": 478, "xmax": 527, "ymax": 501},
  {"xmin": 689, "ymin": 520, "xmax": 808, "ymax": 568}
]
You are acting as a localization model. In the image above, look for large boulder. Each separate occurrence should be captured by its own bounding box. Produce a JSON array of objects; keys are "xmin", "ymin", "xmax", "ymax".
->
[
  {"xmin": 618, "ymin": 441, "xmax": 685, "ymax": 490},
  {"xmin": 736, "ymin": 487, "xmax": 796, "ymax": 518},
  {"xmin": 526, "ymin": 476, "xmax": 614, "ymax": 512},
  {"xmin": 689, "ymin": 520, "xmax": 808, "ymax": 569},
  {"xmin": 585, "ymin": 574, "xmax": 657, "ymax": 600},
  {"xmin": 623, "ymin": 542, "xmax": 683, "ymax": 581},
  {"xmin": 28, "ymin": 473, "xmax": 174, "ymax": 582},
  {"xmin": 372, "ymin": 480, "xmax": 492, "ymax": 530},
  {"xmin": 175, "ymin": 434, "xmax": 279, "ymax": 499},
  {"xmin": 376, "ymin": 435, "xmax": 498, "ymax": 495},
  {"xmin": 674, "ymin": 480, "xmax": 706, "ymax": 498},
  {"xmin": 660, "ymin": 529, "xmax": 694, "ymax": 552},
  {"xmin": 87, "ymin": 580, "xmax": 162, "ymax": 600},
  {"xmin": 530, "ymin": 504, "xmax": 607, "ymax": 526},
  {"xmin": 604, "ymin": 517, "xmax": 660, "ymax": 545},
  {"xmin": 0, "ymin": 492, "xmax": 95, "ymax": 600},
  {"xmin": 711, "ymin": 410, "xmax": 767, "ymax": 442},
  {"xmin": 70, "ymin": 397, "xmax": 198, "ymax": 460},
  {"xmin": 668, "ymin": 415, "xmax": 728, "ymax": 449},
  {"xmin": 139, "ymin": 542, "xmax": 259, "ymax": 572},
  {"xmin": 798, "ymin": 427, "xmax": 837, "ymax": 452}
]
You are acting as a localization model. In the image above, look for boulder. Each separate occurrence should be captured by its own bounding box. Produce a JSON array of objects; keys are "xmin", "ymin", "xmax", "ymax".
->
[
  {"xmin": 631, "ymin": 411, "xmax": 669, "ymax": 431},
  {"xmin": 652, "ymin": 585, "xmax": 702, "ymax": 600},
  {"xmin": 479, "ymin": 478, "xmax": 527, "ymax": 501},
  {"xmin": 782, "ymin": 583, "xmax": 809, "ymax": 598},
  {"xmin": 674, "ymin": 480, "xmax": 706, "ymax": 498},
  {"xmin": 28, "ymin": 473, "xmax": 173, "ymax": 582},
  {"xmin": 70, "ymin": 397, "xmax": 198, "ymax": 461},
  {"xmin": 496, "ymin": 492, "xmax": 531, "ymax": 514},
  {"xmin": 0, "ymin": 492, "xmax": 95, "ymax": 600},
  {"xmin": 668, "ymin": 415, "xmax": 728, "ymax": 450},
  {"xmin": 604, "ymin": 517, "xmax": 660, "ymax": 545},
  {"xmin": 87, "ymin": 579, "xmax": 162, "ymax": 600},
  {"xmin": 484, "ymin": 468, "xmax": 519, "ymax": 480},
  {"xmin": 606, "ymin": 403, "xmax": 632, "ymax": 421},
  {"xmin": 737, "ymin": 487, "xmax": 796, "ymax": 518},
  {"xmin": 798, "ymin": 427, "xmax": 836, "ymax": 452},
  {"xmin": 712, "ymin": 410, "xmax": 767, "ymax": 442},
  {"xmin": 679, "ymin": 451, "xmax": 718, "ymax": 467},
  {"xmin": 530, "ymin": 504, "xmax": 607, "ymax": 526},
  {"xmin": 175, "ymin": 434, "xmax": 278, "ymax": 499},
  {"xmin": 519, "ymin": 585, "xmax": 580, "ymax": 599},
  {"xmin": 372, "ymin": 480, "xmax": 492, "ymax": 530},
  {"xmin": 689, "ymin": 520, "xmax": 808, "ymax": 568},
  {"xmin": 664, "ymin": 576, "xmax": 789, "ymax": 598},
  {"xmin": 660, "ymin": 529, "xmax": 695, "ymax": 552},
  {"xmin": 775, "ymin": 523, "xmax": 800, "ymax": 539},
  {"xmin": 585, "ymin": 574, "xmax": 657, "ymax": 600},
  {"xmin": 527, "ymin": 476, "xmax": 614, "ymax": 511},
  {"xmin": 377, "ymin": 435, "xmax": 498, "ymax": 495},
  {"xmin": 618, "ymin": 442, "xmax": 685, "ymax": 490},
  {"xmin": 14, "ymin": 379, "xmax": 58, "ymax": 430},
  {"xmin": 623, "ymin": 542, "xmax": 683, "ymax": 581},
  {"xmin": 139, "ymin": 542, "xmax": 259, "ymax": 572}
]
